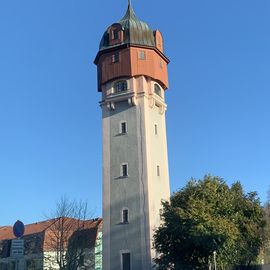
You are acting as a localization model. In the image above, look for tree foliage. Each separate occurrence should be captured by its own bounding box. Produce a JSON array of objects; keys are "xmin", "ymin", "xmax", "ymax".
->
[
  {"xmin": 260, "ymin": 186, "xmax": 270, "ymax": 264},
  {"xmin": 153, "ymin": 175, "xmax": 265, "ymax": 270}
]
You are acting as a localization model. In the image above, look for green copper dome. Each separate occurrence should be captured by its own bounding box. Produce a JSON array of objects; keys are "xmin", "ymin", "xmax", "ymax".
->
[{"xmin": 99, "ymin": 2, "xmax": 155, "ymax": 51}]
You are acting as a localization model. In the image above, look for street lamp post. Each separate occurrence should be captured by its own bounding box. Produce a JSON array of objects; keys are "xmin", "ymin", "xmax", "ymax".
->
[{"xmin": 213, "ymin": 251, "xmax": 217, "ymax": 270}]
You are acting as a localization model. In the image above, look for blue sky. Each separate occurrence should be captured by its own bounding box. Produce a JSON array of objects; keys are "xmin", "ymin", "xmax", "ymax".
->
[{"xmin": 0, "ymin": 0, "xmax": 269, "ymax": 226}]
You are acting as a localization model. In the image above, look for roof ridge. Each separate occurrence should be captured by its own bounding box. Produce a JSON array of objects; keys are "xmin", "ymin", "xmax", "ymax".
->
[{"xmin": 0, "ymin": 226, "xmax": 12, "ymax": 228}]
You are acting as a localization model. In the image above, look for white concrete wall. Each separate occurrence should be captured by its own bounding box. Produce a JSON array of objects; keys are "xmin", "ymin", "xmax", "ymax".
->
[{"xmin": 101, "ymin": 76, "xmax": 170, "ymax": 270}]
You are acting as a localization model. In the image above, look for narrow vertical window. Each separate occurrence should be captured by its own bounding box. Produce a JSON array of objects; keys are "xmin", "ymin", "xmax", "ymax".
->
[
  {"xmin": 122, "ymin": 164, "xmax": 128, "ymax": 177},
  {"xmin": 155, "ymin": 124, "xmax": 158, "ymax": 135},
  {"xmin": 120, "ymin": 122, "xmax": 127, "ymax": 134},
  {"xmin": 113, "ymin": 29, "xmax": 119, "ymax": 40},
  {"xmin": 122, "ymin": 209, "xmax": 129, "ymax": 223},
  {"xmin": 154, "ymin": 84, "xmax": 162, "ymax": 97},
  {"xmin": 112, "ymin": 52, "xmax": 119, "ymax": 63},
  {"xmin": 157, "ymin": 165, "xmax": 160, "ymax": 176},
  {"xmin": 139, "ymin": 50, "xmax": 146, "ymax": 60},
  {"xmin": 122, "ymin": 252, "xmax": 131, "ymax": 270}
]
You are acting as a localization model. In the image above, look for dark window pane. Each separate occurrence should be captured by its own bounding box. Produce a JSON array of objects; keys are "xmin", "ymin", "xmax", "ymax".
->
[
  {"xmin": 115, "ymin": 81, "xmax": 128, "ymax": 93},
  {"xmin": 122, "ymin": 164, "xmax": 128, "ymax": 177},
  {"xmin": 121, "ymin": 122, "xmax": 127, "ymax": 134},
  {"xmin": 154, "ymin": 84, "xmax": 162, "ymax": 96},
  {"xmin": 113, "ymin": 30, "xmax": 119, "ymax": 40},
  {"xmin": 122, "ymin": 253, "xmax": 131, "ymax": 270},
  {"xmin": 123, "ymin": 209, "xmax": 129, "ymax": 223}
]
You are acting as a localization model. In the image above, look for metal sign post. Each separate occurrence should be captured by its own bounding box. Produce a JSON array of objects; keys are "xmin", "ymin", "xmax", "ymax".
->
[{"xmin": 12, "ymin": 221, "xmax": 25, "ymax": 270}]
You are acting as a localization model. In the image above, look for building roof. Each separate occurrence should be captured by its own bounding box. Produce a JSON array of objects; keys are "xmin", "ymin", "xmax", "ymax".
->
[
  {"xmin": 43, "ymin": 217, "xmax": 102, "ymax": 252},
  {"xmin": 0, "ymin": 218, "xmax": 102, "ymax": 258},
  {"xmin": 0, "ymin": 218, "xmax": 102, "ymax": 245},
  {"xmin": 99, "ymin": 1, "xmax": 155, "ymax": 51},
  {"xmin": 0, "ymin": 219, "xmax": 58, "ymax": 241}
]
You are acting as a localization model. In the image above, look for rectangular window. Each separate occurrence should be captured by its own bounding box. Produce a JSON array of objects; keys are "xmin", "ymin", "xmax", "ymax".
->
[
  {"xmin": 122, "ymin": 209, "xmax": 129, "ymax": 223},
  {"xmin": 120, "ymin": 121, "xmax": 127, "ymax": 134},
  {"xmin": 112, "ymin": 52, "xmax": 119, "ymax": 63},
  {"xmin": 113, "ymin": 30, "xmax": 119, "ymax": 40},
  {"xmin": 122, "ymin": 164, "xmax": 128, "ymax": 177},
  {"xmin": 122, "ymin": 252, "xmax": 131, "ymax": 270},
  {"xmin": 115, "ymin": 80, "xmax": 128, "ymax": 93},
  {"xmin": 139, "ymin": 50, "xmax": 146, "ymax": 60},
  {"xmin": 155, "ymin": 124, "xmax": 158, "ymax": 135},
  {"xmin": 157, "ymin": 165, "xmax": 160, "ymax": 176}
]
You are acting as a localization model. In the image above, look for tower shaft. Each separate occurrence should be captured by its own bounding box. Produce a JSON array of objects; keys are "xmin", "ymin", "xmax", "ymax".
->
[
  {"xmin": 101, "ymin": 76, "xmax": 170, "ymax": 269},
  {"xmin": 94, "ymin": 4, "xmax": 171, "ymax": 269}
]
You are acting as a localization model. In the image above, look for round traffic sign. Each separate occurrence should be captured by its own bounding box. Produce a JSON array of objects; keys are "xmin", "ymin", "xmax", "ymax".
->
[{"xmin": 13, "ymin": 220, "xmax": 25, "ymax": 238}]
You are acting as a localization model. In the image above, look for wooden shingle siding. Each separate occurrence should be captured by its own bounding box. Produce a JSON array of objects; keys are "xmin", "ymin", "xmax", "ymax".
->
[{"xmin": 97, "ymin": 46, "xmax": 169, "ymax": 90}]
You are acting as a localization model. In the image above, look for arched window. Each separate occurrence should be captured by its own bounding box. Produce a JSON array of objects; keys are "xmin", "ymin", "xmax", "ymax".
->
[
  {"xmin": 122, "ymin": 208, "xmax": 129, "ymax": 223},
  {"xmin": 114, "ymin": 80, "xmax": 128, "ymax": 93},
  {"xmin": 154, "ymin": 84, "xmax": 162, "ymax": 97}
]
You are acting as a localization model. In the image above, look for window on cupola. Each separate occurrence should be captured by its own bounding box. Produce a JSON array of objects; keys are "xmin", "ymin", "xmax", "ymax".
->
[
  {"xmin": 114, "ymin": 80, "xmax": 128, "ymax": 93},
  {"xmin": 154, "ymin": 84, "xmax": 162, "ymax": 97},
  {"xmin": 113, "ymin": 29, "xmax": 119, "ymax": 40}
]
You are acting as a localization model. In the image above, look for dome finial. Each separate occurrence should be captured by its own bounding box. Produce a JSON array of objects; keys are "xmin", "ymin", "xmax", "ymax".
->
[
  {"xmin": 128, "ymin": 0, "xmax": 133, "ymax": 11},
  {"xmin": 120, "ymin": 0, "xmax": 137, "ymax": 21}
]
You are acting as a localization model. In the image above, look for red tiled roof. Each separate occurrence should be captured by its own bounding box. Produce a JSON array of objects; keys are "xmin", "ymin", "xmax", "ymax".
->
[
  {"xmin": 43, "ymin": 218, "xmax": 102, "ymax": 251},
  {"xmin": 0, "ymin": 218, "xmax": 102, "ymax": 242},
  {"xmin": 0, "ymin": 226, "xmax": 13, "ymax": 241}
]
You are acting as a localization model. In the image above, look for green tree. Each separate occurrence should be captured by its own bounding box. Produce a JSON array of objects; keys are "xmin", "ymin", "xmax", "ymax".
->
[
  {"xmin": 260, "ymin": 187, "xmax": 270, "ymax": 264},
  {"xmin": 153, "ymin": 175, "xmax": 265, "ymax": 270}
]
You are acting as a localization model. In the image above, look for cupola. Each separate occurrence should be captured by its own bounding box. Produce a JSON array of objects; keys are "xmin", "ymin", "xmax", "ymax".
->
[
  {"xmin": 94, "ymin": 1, "xmax": 169, "ymax": 91},
  {"xmin": 99, "ymin": 1, "xmax": 155, "ymax": 51}
]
